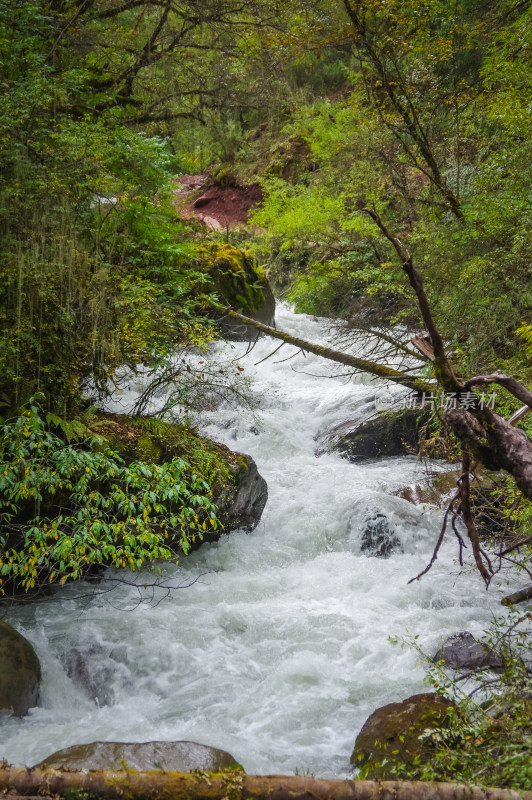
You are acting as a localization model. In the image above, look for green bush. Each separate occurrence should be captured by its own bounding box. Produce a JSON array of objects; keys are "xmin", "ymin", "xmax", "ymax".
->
[
  {"xmin": 382, "ymin": 615, "xmax": 532, "ymax": 790},
  {"xmin": 0, "ymin": 404, "xmax": 218, "ymax": 593}
]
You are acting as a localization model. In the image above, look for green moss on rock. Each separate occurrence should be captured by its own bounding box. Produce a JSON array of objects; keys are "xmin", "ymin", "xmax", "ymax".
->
[
  {"xmin": 89, "ymin": 414, "xmax": 267, "ymax": 537},
  {"xmin": 351, "ymin": 692, "xmax": 455, "ymax": 778},
  {"xmin": 191, "ymin": 243, "xmax": 275, "ymax": 338},
  {"xmin": 33, "ymin": 741, "xmax": 243, "ymax": 773},
  {"xmin": 195, "ymin": 243, "xmax": 268, "ymax": 315}
]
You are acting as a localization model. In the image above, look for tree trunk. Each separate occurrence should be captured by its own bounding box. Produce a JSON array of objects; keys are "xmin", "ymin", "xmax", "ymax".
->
[
  {"xmin": 0, "ymin": 768, "xmax": 530, "ymax": 800},
  {"xmin": 222, "ymin": 309, "xmax": 432, "ymax": 394}
]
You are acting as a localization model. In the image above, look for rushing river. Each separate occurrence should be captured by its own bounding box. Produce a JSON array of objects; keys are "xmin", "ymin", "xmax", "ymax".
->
[{"xmin": 0, "ymin": 306, "xmax": 516, "ymax": 776}]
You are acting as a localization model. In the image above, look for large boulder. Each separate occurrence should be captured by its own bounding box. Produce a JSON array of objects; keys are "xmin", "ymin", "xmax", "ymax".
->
[
  {"xmin": 33, "ymin": 740, "xmax": 243, "ymax": 772},
  {"xmin": 433, "ymin": 632, "xmax": 504, "ymax": 672},
  {"xmin": 0, "ymin": 621, "xmax": 41, "ymax": 716},
  {"xmin": 321, "ymin": 409, "xmax": 430, "ymax": 462},
  {"xmin": 351, "ymin": 693, "xmax": 454, "ymax": 778},
  {"xmin": 90, "ymin": 415, "xmax": 267, "ymax": 538},
  {"xmin": 195, "ymin": 243, "xmax": 275, "ymax": 339}
]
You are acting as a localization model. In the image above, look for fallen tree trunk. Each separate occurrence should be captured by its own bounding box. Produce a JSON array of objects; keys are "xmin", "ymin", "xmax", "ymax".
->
[
  {"xmin": 0, "ymin": 768, "xmax": 530, "ymax": 800},
  {"xmin": 222, "ymin": 309, "xmax": 432, "ymax": 394},
  {"xmin": 502, "ymin": 585, "xmax": 532, "ymax": 606}
]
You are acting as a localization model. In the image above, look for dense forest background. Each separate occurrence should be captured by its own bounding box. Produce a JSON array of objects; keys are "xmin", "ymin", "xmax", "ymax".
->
[{"xmin": 2, "ymin": 0, "xmax": 532, "ymax": 416}]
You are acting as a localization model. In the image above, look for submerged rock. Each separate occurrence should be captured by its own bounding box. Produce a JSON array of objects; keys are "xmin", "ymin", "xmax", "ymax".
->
[
  {"xmin": 33, "ymin": 740, "xmax": 243, "ymax": 772},
  {"xmin": 321, "ymin": 408, "xmax": 429, "ymax": 462},
  {"xmin": 359, "ymin": 510, "xmax": 403, "ymax": 558},
  {"xmin": 62, "ymin": 642, "xmax": 117, "ymax": 706},
  {"xmin": 347, "ymin": 493, "xmax": 434, "ymax": 556},
  {"xmin": 351, "ymin": 693, "xmax": 454, "ymax": 778},
  {"xmin": 0, "ymin": 621, "xmax": 41, "ymax": 716},
  {"xmin": 433, "ymin": 631, "xmax": 504, "ymax": 671}
]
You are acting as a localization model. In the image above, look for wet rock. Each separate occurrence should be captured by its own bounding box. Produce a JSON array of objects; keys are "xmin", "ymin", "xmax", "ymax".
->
[
  {"xmin": 0, "ymin": 621, "xmax": 41, "ymax": 716},
  {"xmin": 215, "ymin": 453, "xmax": 268, "ymax": 533},
  {"xmin": 63, "ymin": 643, "xmax": 116, "ymax": 706},
  {"xmin": 351, "ymin": 693, "xmax": 454, "ymax": 778},
  {"xmin": 433, "ymin": 631, "xmax": 505, "ymax": 671},
  {"xmin": 221, "ymin": 278, "xmax": 275, "ymax": 341},
  {"xmin": 360, "ymin": 510, "xmax": 403, "ymax": 558},
  {"xmin": 322, "ymin": 408, "xmax": 430, "ymax": 462},
  {"xmin": 33, "ymin": 740, "xmax": 243, "ymax": 772},
  {"xmin": 348, "ymin": 493, "xmax": 433, "ymax": 556}
]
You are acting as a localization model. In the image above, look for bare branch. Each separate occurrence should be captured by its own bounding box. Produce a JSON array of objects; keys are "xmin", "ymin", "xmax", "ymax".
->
[{"xmin": 464, "ymin": 373, "xmax": 532, "ymax": 409}]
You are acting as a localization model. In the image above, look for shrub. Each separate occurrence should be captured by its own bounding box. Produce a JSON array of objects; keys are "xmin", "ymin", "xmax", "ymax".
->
[{"xmin": 0, "ymin": 404, "xmax": 218, "ymax": 594}]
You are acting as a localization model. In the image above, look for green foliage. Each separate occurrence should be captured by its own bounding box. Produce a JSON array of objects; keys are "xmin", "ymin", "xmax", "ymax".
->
[
  {"xmin": 192, "ymin": 243, "xmax": 269, "ymax": 315},
  {"xmin": 0, "ymin": 404, "xmax": 218, "ymax": 593},
  {"xmin": 1, "ymin": 0, "xmax": 276, "ymax": 415},
  {"xmin": 382, "ymin": 616, "xmax": 532, "ymax": 790},
  {"xmin": 93, "ymin": 415, "xmax": 234, "ymax": 496},
  {"xmin": 243, "ymin": 0, "xmax": 532, "ymax": 377}
]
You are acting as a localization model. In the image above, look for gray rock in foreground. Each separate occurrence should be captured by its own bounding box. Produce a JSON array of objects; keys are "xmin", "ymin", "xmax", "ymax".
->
[
  {"xmin": 0, "ymin": 621, "xmax": 41, "ymax": 717},
  {"xmin": 220, "ymin": 454, "xmax": 268, "ymax": 532},
  {"xmin": 433, "ymin": 631, "xmax": 505, "ymax": 671},
  {"xmin": 33, "ymin": 741, "xmax": 243, "ymax": 772}
]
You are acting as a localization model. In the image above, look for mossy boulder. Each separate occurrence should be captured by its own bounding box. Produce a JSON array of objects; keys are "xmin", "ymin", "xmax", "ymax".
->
[
  {"xmin": 89, "ymin": 414, "xmax": 267, "ymax": 537},
  {"xmin": 209, "ymin": 164, "xmax": 239, "ymax": 188},
  {"xmin": 33, "ymin": 740, "xmax": 243, "ymax": 772},
  {"xmin": 351, "ymin": 692, "xmax": 455, "ymax": 778},
  {"xmin": 0, "ymin": 621, "xmax": 41, "ymax": 716},
  {"xmin": 320, "ymin": 409, "xmax": 430, "ymax": 462},
  {"xmin": 195, "ymin": 243, "xmax": 275, "ymax": 339}
]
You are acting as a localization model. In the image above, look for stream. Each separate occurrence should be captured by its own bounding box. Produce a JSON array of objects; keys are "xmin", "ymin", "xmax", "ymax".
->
[{"xmin": 0, "ymin": 305, "xmax": 515, "ymax": 776}]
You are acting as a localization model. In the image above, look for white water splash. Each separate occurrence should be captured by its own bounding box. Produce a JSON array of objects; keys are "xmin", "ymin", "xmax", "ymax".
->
[{"xmin": 0, "ymin": 306, "xmax": 517, "ymax": 776}]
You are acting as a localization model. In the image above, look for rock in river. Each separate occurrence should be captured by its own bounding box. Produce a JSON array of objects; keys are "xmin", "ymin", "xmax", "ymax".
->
[
  {"xmin": 320, "ymin": 408, "xmax": 429, "ymax": 462},
  {"xmin": 433, "ymin": 631, "xmax": 504, "ymax": 671},
  {"xmin": 359, "ymin": 509, "xmax": 403, "ymax": 558},
  {"xmin": 351, "ymin": 692, "xmax": 454, "ymax": 778},
  {"xmin": 0, "ymin": 620, "xmax": 41, "ymax": 716},
  {"xmin": 33, "ymin": 740, "xmax": 243, "ymax": 772}
]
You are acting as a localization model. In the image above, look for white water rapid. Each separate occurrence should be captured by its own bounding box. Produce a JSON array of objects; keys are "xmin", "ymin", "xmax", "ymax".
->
[{"xmin": 1, "ymin": 306, "xmax": 516, "ymax": 776}]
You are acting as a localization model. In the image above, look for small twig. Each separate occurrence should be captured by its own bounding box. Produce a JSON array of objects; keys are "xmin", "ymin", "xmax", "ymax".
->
[
  {"xmin": 408, "ymin": 491, "xmax": 458, "ymax": 583},
  {"xmin": 254, "ymin": 342, "xmax": 285, "ymax": 366},
  {"xmin": 274, "ymin": 348, "xmax": 306, "ymax": 364}
]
